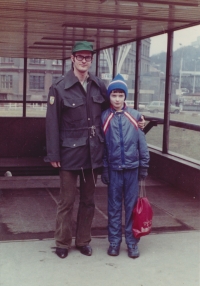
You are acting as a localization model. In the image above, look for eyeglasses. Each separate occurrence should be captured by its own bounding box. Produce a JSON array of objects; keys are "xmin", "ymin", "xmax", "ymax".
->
[{"xmin": 75, "ymin": 55, "xmax": 92, "ymax": 62}]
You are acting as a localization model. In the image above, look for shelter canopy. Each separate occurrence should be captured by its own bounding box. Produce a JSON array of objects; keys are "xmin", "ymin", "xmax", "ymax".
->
[{"xmin": 0, "ymin": 0, "xmax": 200, "ymax": 59}]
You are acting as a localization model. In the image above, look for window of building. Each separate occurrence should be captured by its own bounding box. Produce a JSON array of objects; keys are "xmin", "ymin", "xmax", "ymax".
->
[
  {"xmin": 29, "ymin": 59, "xmax": 45, "ymax": 64},
  {"xmin": 1, "ymin": 57, "xmax": 14, "ymax": 64},
  {"xmin": 52, "ymin": 60, "xmax": 62, "ymax": 65},
  {"xmin": 29, "ymin": 75, "xmax": 45, "ymax": 90},
  {"xmin": 1, "ymin": 75, "xmax": 13, "ymax": 88}
]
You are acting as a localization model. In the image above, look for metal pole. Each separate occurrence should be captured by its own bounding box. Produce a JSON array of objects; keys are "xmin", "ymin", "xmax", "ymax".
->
[
  {"xmin": 112, "ymin": 45, "xmax": 117, "ymax": 78},
  {"xmin": 62, "ymin": 59, "xmax": 65, "ymax": 75},
  {"xmin": 163, "ymin": 31, "xmax": 174, "ymax": 154},
  {"xmin": 95, "ymin": 50, "xmax": 99, "ymax": 77},
  {"xmin": 22, "ymin": 57, "xmax": 27, "ymax": 117},
  {"xmin": 193, "ymin": 60, "xmax": 196, "ymax": 94},
  {"xmin": 178, "ymin": 57, "xmax": 183, "ymax": 90},
  {"xmin": 134, "ymin": 39, "xmax": 141, "ymax": 110}
]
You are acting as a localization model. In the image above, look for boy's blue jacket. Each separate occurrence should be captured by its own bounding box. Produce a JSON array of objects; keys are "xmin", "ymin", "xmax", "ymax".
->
[{"xmin": 101, "ymin": 105, "xmax": 150, "ymax": 170}]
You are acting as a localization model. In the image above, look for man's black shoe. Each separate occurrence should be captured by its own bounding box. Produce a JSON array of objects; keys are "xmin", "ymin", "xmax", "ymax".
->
[
  {"xmin": 56, "ymin": 247, "xmax": 68, "ymax": 259},
  {"xmin": 107, "ymin": 244, "xmax": 120, "ymax": 256},
  {"xmin": 76, "ymin": 245, "xmax": 92, "ymax": 256}
]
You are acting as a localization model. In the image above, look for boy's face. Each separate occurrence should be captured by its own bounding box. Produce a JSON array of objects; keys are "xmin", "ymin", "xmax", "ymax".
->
[{"xmin": 110, "ymin": 89, "xmax": 125, "ymax": 111}]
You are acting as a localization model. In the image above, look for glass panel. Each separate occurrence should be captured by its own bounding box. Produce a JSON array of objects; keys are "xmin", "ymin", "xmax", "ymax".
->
[
  {"xmin": 169, "ymin": 26, "xmax": 200, "ymax": 161},
  {"xmin": 142, "ymin": 35, "xmax": 167, "ymax": 148},
  {"xmin": 172, "ymin": 26, "xmax": 200, "ymax": 112},
  {"xmin": 26, "ymin": 103, "xmax": 47, "ymax": 117},
  {"xmin": 0, "ymin": 57, "xmax": 23, "ymax": 117},
  {"xmin": 98, "ymin": 48, "xmax": 114, "ymax": 87},
  {"xmin": 26, "ymin": 58, "xmax": 62, "ymax": 117},
  {"xmin": 90, "ymin": 52, "xmax": 96, "ymax": 74},
  {"xmin": 119, "ymin": 43, "xmax": 136, "ymax": 103},
  {"xmin": 0, "ymin": 103, "xmax": 23, "ymax": 117},
  {"xmin": 65, "ymin": 59, "xmax": 72, "ymax": 73},
  {"xmin": 142, "ymin": 35, "xmax": 167, "ymax": 119},
  {"xmin": 0, "ymin": 57, "xmax": 23, "ymax": 101},
  {"xmin": 145, "ymin": 121, "xmax": 163, "ymax": 149},
  {"xmin": 169, "ymin": 127, "xmax": 200, "ymax": 162}
]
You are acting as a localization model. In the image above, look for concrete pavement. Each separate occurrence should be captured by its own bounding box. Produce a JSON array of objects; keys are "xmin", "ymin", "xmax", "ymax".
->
[
  {"xmin": 0, "ymin": 231, "xmax": 199, "ymax": 286},
  {"xmin": 0, "ymin": 175, "xmax": 200, "ymax": 285}
]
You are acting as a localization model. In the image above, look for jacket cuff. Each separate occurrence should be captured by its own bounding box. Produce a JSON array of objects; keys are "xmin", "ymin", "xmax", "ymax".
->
[{"xmin": 139, "ymin": 167, "xmax": 148, "ymax": 176}]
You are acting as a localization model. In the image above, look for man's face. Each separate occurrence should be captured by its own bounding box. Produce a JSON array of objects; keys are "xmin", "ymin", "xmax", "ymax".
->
[
  {"xmin": 71, "ymin": 51, "xmax": 93, "ymax": 73},
  {"xmin": 110, "ymin": 89, "xmax": 125, "ymax": 111}
]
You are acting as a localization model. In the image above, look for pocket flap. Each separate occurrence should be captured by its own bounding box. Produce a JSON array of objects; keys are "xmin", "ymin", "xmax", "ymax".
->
[
  {"xmin": 63, "ymin": 98, "xmax": 84, "ymax": 108},
  {"xmin": 62, "ymin": 137, "xmax": 87, "ymax": 148},
  {"xmin": 92, "ymin": 94, "xmax": 105, "ymax": 104}
]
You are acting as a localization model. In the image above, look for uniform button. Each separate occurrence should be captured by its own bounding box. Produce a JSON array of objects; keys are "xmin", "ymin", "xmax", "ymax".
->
[
  {"xmin": 73, "ymin": 144, "xmax": 76, "ymax": 146},
  {"xmin": 72, "ymin": 103, "xmax": 75, "ymax": 106},
  {"xmin": 88, "ymin": 118, "xmax": 90, "ymax": 120},
  {"xmin": 90, "ymin": 136, "xmax": 92, "ymax": 138}
]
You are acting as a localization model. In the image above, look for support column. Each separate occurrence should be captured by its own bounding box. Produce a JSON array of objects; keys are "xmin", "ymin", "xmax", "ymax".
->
[
  {"xmin": 134, "ymin": 39, "xmax": 141, "ymax": 110},
  {"xmin": 22, "ymin": 57, "xmax": 27, "ymax": 117},
  {"xmin": 112, "ymin": 45, "xmax": 117, "ymax": 78},
  {"xmin": 95, "ymin": 50, "xmax": 99, "ymax": 77},
  {"xmin": 163, "ymin": 31, "xmax": 174, "ymax": 153},
  {"xmin": 62, "ymin": 59, "xmax": 65, "ymax": 75}
]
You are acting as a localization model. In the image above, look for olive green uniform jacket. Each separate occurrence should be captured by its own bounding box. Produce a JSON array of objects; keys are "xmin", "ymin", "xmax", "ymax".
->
[{"xmin": 45, "ymin": 69, "xmax": 108, "ymax": 171}]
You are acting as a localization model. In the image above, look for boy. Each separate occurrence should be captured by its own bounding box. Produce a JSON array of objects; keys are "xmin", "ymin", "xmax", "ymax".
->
[{"xmin": 101, "ymin": 74, "xmax": 150, "ymax": 258}]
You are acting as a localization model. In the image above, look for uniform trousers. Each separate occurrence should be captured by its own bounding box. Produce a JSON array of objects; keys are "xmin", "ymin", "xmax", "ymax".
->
[
  {"xmin": 55, "ymin": 169, "xmax": 97, "ymax": 249},
  {"xmin": 108, "ymin": 168, "xmax": 140, "ymax": 248}
]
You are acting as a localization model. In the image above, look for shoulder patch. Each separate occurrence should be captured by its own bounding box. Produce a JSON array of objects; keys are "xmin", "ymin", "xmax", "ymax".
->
[{"xmin": 49, "ymin": 96, "xmax": 55, "ymax": 105}]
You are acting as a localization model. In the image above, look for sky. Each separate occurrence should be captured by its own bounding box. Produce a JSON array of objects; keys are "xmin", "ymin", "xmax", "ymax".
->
[{"xmin": 150, "ymin": 25, "xmax": 200, "ymax": 56}]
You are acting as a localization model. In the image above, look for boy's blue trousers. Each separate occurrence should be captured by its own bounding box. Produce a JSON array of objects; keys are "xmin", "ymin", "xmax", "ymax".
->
[{"xmin": 108, "ymin": 168, "xmax": 140, "ymax": 248}]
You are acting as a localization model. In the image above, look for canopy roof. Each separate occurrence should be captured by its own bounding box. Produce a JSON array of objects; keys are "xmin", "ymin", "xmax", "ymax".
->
[{"xmin": 1, "ymin": 0, "xmax": 200, "ymax": 59}]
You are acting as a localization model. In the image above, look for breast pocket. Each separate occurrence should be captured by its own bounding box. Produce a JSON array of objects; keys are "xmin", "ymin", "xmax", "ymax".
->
[
  {"xmin": 92, "ymin": 93, "xmax": 105, "ymax": 104},
  {"xmin": 63, "ymin": 97, "xmax": 85, "ymax": 121}
]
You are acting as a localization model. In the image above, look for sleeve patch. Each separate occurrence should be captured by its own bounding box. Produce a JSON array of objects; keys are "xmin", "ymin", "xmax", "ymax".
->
[{"xmin": 49, "ymin": 96, "xmax": 55, "ymax": 105}]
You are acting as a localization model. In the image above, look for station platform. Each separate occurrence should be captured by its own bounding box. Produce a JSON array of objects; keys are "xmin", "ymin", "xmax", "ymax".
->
[{"xmin": 0, "ymin": 175, "xmax": 199, "ymax": 286}]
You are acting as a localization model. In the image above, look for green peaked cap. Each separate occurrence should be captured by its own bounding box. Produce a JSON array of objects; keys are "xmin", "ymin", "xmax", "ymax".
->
[{"xmin": 72, "ymin": 41, "xmax": 94, "ymax": 53}]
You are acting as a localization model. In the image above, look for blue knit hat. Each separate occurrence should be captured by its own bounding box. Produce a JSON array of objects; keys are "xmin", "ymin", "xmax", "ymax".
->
[{"xmin": 107, "ymin": 74, "xmax": 128, "ymax": 99}]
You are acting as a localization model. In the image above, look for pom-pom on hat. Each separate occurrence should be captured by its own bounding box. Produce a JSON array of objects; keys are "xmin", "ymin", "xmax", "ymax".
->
[
  {"xmin": 107, "ymin": 74, "xmax": 128, "ymax": 99},
  {"xmin": 72, "ymin": 41, "xmax": 94, "ymax": 54}
]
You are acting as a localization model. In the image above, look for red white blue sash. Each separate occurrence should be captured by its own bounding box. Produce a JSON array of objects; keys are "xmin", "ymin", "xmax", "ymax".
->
[{"xmin": 124, "ymin": 111, "xmax": 138, "ymax": 129}]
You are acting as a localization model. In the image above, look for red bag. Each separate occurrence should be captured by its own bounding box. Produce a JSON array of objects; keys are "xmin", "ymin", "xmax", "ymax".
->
[{"xmin": 132, "ymin": 180, "xmax": 153, "ymax": 238}]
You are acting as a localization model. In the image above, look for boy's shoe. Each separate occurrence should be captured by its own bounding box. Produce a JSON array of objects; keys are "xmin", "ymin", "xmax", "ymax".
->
[
  {"xmin": 107, "ymin": 244, "xmax": 120, "ymax": 256},
  {"xmin": 127, "ymin": 244, "xmax": 140, "ymax": 258},
  {"xmin": 56, "ymin": 247, "xmax": 68, "ymax": 259}
]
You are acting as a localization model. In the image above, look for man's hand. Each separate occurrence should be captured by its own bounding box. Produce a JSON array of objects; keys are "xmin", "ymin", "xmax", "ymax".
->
[
  {"xmin": 51, "ymin": 162, "xmax": 61, "ymax": 168},
  {"xmin": 138, "ymin": 115, "xmax": 145, "ymax": 130}
]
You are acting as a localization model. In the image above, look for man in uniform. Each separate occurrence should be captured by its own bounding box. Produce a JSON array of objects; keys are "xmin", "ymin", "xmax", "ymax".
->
[{"xmin": 45, "ymin": 41, "xmax": 145, "ymax": 259}]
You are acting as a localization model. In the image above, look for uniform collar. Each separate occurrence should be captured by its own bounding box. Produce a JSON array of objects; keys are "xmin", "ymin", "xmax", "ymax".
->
[{"xmin": 64, "ymin": 69, "xmax": 100, "ymax": 89}]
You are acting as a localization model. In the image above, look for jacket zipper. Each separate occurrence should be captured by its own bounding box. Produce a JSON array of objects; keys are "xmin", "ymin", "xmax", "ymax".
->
[{"xmin": 118, "ymin": 114, "xmax": 125, "ymax": 166}]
